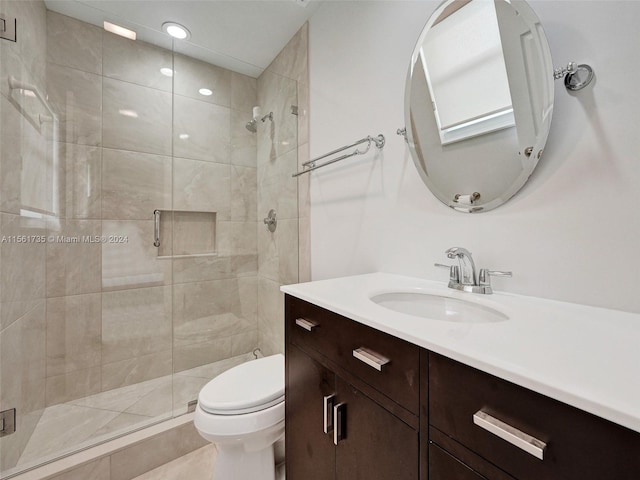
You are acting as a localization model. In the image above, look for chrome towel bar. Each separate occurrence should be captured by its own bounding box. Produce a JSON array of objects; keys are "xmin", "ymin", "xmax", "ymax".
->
[{"xmin": 293, "ymin": 134, "xmax": 385, "ymax": 177}]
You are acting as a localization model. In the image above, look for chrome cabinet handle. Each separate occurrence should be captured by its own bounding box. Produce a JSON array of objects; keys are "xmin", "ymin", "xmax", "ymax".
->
[
  {"xmin": 323, "ymin": 394, "xmax": 335, "ymax": 434},
  {"xmin": 473, "ymin": 410, "xmax": 546, "ymax": 460},
  {"xmin": 153, "ymin": 209, "xmax": 161, "ymax": 247},
  {"xmin": 333, "ymin": 402, "xmax": 346, "ymax": 445},
  {"xmin": 295, "ymin": 318, "xmax": 318, "ymax": 332},
  {"xmin": 353, "ymin": 347, "xmax": 390, "ymax": 371}
]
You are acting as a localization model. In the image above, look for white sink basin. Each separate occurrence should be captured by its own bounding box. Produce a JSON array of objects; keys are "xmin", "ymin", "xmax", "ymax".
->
[{"xmin": 370, "ymin": 291, "xmax": 508, "ymax": 323}]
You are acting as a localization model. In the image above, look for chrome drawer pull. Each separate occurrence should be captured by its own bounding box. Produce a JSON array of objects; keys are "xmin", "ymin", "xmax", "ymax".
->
[
  {"xmin": 352, "ymin": 347, "xmax": 390, "ymax": 371},
  {"xmin": 295, "ymin": 318, "xmax": 318, "ymax": 331},
  {"xmin": 323, "ymin": 394, "xmax": 335, "ymax": 434},
  {"xmin": 473, "ymin": 410, "xmax": 546, "ymax": 460}
]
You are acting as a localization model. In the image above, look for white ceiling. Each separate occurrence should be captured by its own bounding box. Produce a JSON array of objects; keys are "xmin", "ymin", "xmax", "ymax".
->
[{"xmin": 44, "ymin": 0, "xmax": 322, "ymax": 77}]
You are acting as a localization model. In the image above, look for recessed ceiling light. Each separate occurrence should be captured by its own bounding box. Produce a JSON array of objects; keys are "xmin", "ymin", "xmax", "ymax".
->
[
  {"xmin": 179, "ymin": 134, "xmax": 190, "ymax": 140},
  {"xmin": 160, "ymin": 67, "xmax": 174, "ymax": 77},
  {"xmin": 162, "ymin": 22, "xmax": 190, "ymax": 40},
  {"xmin": 104, "ymin": 21, "xmax": 137, "ymax": 40},
  {"xmin": 198, "ymin": 88, "xmax": 213, "ymax": 96}
]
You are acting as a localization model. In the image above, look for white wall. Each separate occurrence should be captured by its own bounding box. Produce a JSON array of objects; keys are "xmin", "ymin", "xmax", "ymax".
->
[{"xmin": 308, "ymin": 1, "xmax": 640, "ymax": 313}]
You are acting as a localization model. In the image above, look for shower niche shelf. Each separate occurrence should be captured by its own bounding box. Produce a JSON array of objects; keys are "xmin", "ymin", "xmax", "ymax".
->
[{"xmin": 155, "ymin": 210, "xmax": 217, "ymax": 259}]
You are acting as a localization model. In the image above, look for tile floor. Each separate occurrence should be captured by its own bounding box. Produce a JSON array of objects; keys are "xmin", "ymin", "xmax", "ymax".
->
[
  {"xmin": 130, "ymin": 445, "xmax": 286, "ymax": 480},
  {"xmin": 8, "ymin": 353, "xmax": 255, "ymax": 475},
  {"xmin": 131, "ymin": 444, "xmax": 216, "ymax": 480}
]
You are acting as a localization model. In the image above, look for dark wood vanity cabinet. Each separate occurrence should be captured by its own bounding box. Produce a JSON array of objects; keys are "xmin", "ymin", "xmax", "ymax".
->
[
  {"xmin": 285, "ymin": 296, "xmax": 640, "ymax": 480},
  {"xmin": 285, "ymin": 295, "xmax": 420, "ymax": 480},
  {"xmin": 428, "ymin": 352, "xmax": 640, "ymax": 480}
]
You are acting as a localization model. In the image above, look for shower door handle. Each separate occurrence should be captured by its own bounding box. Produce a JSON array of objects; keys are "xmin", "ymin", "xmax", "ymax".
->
[{"xmin": 153, "ymin": 210, "xmax": 161, "ymax": 247}]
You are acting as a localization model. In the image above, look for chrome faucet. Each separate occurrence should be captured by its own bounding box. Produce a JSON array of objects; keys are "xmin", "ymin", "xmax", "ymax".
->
[
  {"xmin": 446, "ymin": 247, "xmax": 477, "ymax": 286},
  {"xmin": 435, "ymin": 247, "xmax": 512, "ymax": 294}
]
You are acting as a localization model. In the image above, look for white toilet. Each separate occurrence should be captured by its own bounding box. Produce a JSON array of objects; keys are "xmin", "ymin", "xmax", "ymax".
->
[{"xmin": 194, "ymin": 354, "xmax": 285, "ymax": 480}]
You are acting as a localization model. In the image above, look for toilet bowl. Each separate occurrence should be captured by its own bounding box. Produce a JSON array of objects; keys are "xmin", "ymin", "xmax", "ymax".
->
[{"xmin": 194, "ymin": 354, "xmax": 285, "ymax": 480}]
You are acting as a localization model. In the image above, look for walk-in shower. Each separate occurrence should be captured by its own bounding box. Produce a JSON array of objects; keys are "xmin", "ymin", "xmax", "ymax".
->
[{"xmin": 0, "ymin": 1, "xmax": 306, "ymax": 477}]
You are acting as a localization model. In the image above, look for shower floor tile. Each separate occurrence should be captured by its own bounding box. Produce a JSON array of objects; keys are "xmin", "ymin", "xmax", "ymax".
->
[
  {"xmin": 9, "ymin": 352, "xmax": 256, "ymax": 475},
  {"xmin": 18, "ymin": 407, "xmax": 150, "ymax": 466},
  {"xmin": 68, "ymin": 376, "xmax": 172, "ymax": 415}
]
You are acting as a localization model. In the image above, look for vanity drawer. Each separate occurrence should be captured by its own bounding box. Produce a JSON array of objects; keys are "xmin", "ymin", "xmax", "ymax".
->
[
  {"xmin": 429, "ymin": 352, "xmax": 640, "ymax": 480},
  {"xmin": 430, "ymin": 443, "xmax": 494, "ymax": 480},
  {"xmin": 429, "ymin": 428, "xmax": 517, "ymax": 480},
  {"xmin": 286, "ymin": 295, "xmax": 420, "ymax": 414}
]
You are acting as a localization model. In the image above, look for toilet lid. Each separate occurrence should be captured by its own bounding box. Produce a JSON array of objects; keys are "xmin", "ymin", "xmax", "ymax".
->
[{"xmin": 198, "ymin": 354, "xmax": 285, "ymax": 415}]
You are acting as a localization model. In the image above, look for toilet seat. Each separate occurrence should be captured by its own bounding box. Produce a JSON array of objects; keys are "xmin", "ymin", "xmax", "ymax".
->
[
  {"xmin": 198, "ymin": 354, "xmax": 284, "ymax": 415},
  {"xmin": 194, "ymin": 401, "xmax": 285, "ymax": 440}
]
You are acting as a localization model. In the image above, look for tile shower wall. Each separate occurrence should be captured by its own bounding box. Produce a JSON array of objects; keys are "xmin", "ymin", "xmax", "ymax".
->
[
  {"xmin": 0, "ymin": 4, "xmax": 257, "ymax": 468},
  {"xmin": 0, "ymin": 0, "xmax": 49, "ymax": 471},
  {"xmin": 41, "ymin": 10, "xmax": 260, "ymax": 406},
  {"xmin": 256, "ymin": 24, "xmax": 310, "ymax": 356}
]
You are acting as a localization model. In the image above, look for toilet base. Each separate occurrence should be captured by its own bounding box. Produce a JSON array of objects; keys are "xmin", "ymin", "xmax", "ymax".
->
[{"xmin": 214, "ymin": 443, "xmax": 275, "ymax": 480}]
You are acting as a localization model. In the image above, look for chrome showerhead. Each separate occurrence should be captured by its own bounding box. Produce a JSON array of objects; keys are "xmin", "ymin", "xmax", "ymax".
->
[
  {"xmin": 245, "ymin": 119, "xmax": 257, "ymax": 133},
  {"xmin": 245, "ymin": 112, "xmax": 273, "ymax": 133}
]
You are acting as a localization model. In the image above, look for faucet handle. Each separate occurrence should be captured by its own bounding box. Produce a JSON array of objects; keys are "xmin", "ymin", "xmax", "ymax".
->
[
  {"xmin": 484, "ymin": 270, "xmax": 512, "ymax": 278},
  {"xmin": 478, "ymin": 269, "xmax": 512, "ymax": 285},
  {"xmin": 435, "ymin": 263, "xmax": 459, "ymax": 283}
]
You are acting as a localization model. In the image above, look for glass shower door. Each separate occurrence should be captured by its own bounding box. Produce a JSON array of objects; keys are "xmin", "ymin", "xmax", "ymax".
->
[{"xmin": 0, "ymin": 5, "xmax": 176, "ymax": 476}]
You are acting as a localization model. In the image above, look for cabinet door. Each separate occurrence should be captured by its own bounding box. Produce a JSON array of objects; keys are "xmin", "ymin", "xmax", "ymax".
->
[
  {"xmin": 286, "ymin": 344, "xmax": 336, "ymax": 480},
  {"xmin": 335, "ymin": 377, "xmax": 419, "ymax": 480}
]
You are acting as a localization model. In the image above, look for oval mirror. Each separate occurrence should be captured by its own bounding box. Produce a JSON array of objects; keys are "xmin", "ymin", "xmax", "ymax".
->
[{"xmin": 405, "ymin": 0, "xmax": 554, "ymax": 212}]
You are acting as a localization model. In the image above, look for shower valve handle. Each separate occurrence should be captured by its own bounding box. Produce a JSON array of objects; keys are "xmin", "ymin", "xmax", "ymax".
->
[{"xmin": 263, "ymin": 209, "xmax": 277, "ymax": 232}]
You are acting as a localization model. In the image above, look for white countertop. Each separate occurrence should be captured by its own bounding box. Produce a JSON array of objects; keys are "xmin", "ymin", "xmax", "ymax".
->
[{"xmin": 281, "ymin": 272, "xmax": 640, "ymax": 434}]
